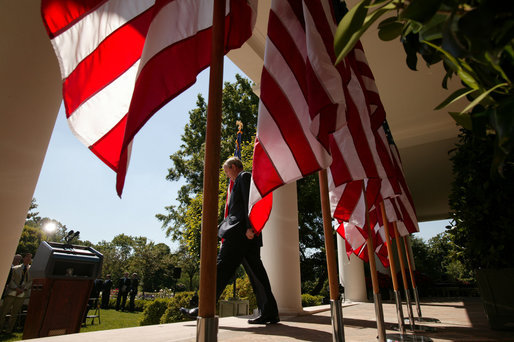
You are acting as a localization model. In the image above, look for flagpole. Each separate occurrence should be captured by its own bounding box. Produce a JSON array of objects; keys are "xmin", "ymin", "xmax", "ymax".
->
[
  {"xmin": 379, "ymin": 202, "xmax": 405, "ymax": 335},
  {"xmin": 318, "ymin": 169, "xmax": 345, "ymax": 342},
  {"xmin": 393, "ymin": 223, "xmax": 415, "ymax": 330},
  {"xmin": 197, "ymin": 0, "xmax": 225, "ymax": 340},
  {"xmin": 362, "ymin": 183, "xmax": 386, "ymax": 342},
  {"xmin": 402, "ymin": 234, "xmax": 423, "ymax": 320}
]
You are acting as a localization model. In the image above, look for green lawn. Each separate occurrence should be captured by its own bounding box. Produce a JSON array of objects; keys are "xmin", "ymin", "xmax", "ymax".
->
[{"xmin": 0, "ymin": 309, "xmax": 143, "ymax": 341}]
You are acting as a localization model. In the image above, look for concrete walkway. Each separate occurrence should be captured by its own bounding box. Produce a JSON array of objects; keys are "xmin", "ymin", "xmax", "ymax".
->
[{"xmin": 23, "ymin": 298, "xmax": 514, "ymax": 341}]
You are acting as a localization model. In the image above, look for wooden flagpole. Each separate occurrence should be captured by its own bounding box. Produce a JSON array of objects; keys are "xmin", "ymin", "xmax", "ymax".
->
[
  {"xmin": 362, "ymin": 183, "xmax": 386, "ymax": 342},
  {"xmin": 402, "ymin": 234, "xmax": 423, "ymax": 319},
  {"xmin": 318, "ymin": 169, "xmax": 345, "ymax": 341},
  {"xmin": 393, "ymin": 223, "xmax": 415, "ymax": 330},
  {"xmin": 197, "ymin": 0, "xmax": 225, "ymax": 340},
  {"xmin": 379, "ymin": 202, "xmax": 405, "ymax": 334}
]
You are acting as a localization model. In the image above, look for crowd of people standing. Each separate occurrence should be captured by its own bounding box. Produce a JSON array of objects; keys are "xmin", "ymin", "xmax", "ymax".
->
[{"xmin": 90, "ymin": 272, "xmax": 139, "ymax": 312}]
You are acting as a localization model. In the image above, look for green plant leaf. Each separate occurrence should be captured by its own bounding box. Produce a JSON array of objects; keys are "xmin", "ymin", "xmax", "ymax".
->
[
  {"xmin": 334, "ymin": 0, "xmax": 371, "ymax": 62},
  {"xmin": 378, "ymin": 21, "xmax": 404, "ymax": 41},
  {"xmin": 422, "ymin": 40, "xmax": 479, "ymax": 89},
  {"xmin": 435, "ymin": 88, "xmax": 476, "ymax": 110},
  {"xmin": 335, "ymin": 7, "xmax": 391, "ymax": 64},
  {"xmin": 419, "ymin": 13, "xmax": 447, "ymax": 41},
  {"xmin": 401, "ymin": 0, "xmax": 443, "ymax": 23},
  {"xmin": 449, "ymin": 111, "xmax": 472, "ymax": 130},
  {"xmin": 461, "ymin": 83, "xmax": 508, "ymax": 114}
]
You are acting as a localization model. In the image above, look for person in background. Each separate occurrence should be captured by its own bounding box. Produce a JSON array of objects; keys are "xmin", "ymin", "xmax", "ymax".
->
[
  {"xmin": 115, "ymin": 272, "xmax": 130, "ymax": 311},
  {"xmin": 0, "ymin": 253, "xmax": 32, "ymax": 334},
  {"xmin": 101, "ymin": 275, "xmax": 113, "ymax": 309},
  {"xmin": 128, "ymin": 273, "xmax": 139, "ymax": 312},
  {"xmin": 2, "ymin": 255, "xmax": 21, "ymax": 300}
]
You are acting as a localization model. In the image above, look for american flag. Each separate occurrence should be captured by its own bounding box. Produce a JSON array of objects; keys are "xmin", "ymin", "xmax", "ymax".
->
[
  {"xmin": 41, "ymin": 0, "xmax": 257, "ymax": 196},
  {"xmin": 248, "ymin": 0, "xmax": 347, "ymax": 232},
  {"xmin": 330, "ymin": 44, "xmax": 419, "ymax": 265},
  {"xmin": 248, "ymin": 0, "xmax": 417, "ymax": 266}
]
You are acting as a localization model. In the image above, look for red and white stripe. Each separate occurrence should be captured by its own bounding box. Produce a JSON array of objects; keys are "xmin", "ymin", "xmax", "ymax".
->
[
  {"xmin": 329, "ymin": 42, "xmax": 419, "ymax": 264},
  {"xmin": 41, "ymin": 0, "xmax": 256, "ymax": 195},
  {"xmin": 249, "ymin": 0, "xmax": 346, "ymax": 232}
]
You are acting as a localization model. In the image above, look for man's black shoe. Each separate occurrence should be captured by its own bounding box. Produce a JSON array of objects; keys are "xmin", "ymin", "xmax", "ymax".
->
[
  {"xmin": 248, "ymin": 315, "xmax": 280, "ymax": 324},
  {"xmin": 180, "ymin": 307, "xmax": 198, "ymax": 318}
]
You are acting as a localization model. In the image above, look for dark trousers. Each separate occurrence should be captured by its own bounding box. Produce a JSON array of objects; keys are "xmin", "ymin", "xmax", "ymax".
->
[
  {"xmin": 101, "ymin": 291, "xmax": 110, "ymax": 309},
  {"xmin": 215, "ymin": 237, "xmax": 278, "ymax": 317},
  {"xmin": 129, "ymin": 293, "xmax": 136, "ymax": 312},
  {"xmin": 116, "ymin": 292, "xmax": 128, "ymax": 311}
]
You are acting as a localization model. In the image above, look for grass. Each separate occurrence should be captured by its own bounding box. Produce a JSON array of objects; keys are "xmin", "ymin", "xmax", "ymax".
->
[{"xmin": 0, "ymin": 309, "xmax": 143, "ymax": 341}]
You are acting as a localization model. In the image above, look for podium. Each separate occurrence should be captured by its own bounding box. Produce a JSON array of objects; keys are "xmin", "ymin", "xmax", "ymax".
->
[{"xmin": 23, "ymin": 241, "xmax": 103, "ymax": 339}]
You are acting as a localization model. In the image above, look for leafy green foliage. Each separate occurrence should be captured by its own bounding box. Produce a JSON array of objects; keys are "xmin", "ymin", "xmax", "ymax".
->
[
  {"xmin": 94, "ymin": 234, "xmax": 176, "ymax": 292},
  {"xmin": 160, "ymin": 292, "xmax": 195, "ymax": 323},
  {"xmin": 16, "ymin": 225, "xmax": 47, "ymax": 255},
  {"xmin": 139, "ymin": 298, "xmax": 171, "ymax": 326},
  {"xmin": 410, "ymin": 234, "xmax": 473, "ymax": 283},
  {"xmin": 335, "ymin": 0, "xmax": 514, "ymax": 169},
  {"xmin": 447, "ymin": 129, "xmax": 514, "ymax": 270},
  {"xmin": 219, "ymin": 273, "xmax": 257, "ymax": 311},
  {"xmin": 301, "ymin": 293, "xmax": 324, "ymax": 307}
]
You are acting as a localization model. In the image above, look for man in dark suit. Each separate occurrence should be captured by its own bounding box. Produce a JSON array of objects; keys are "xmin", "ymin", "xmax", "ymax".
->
[
  {"xmin": 101, "ymin": 274, "xmax": 113, "ymax": 309},
  {"xmin": 115, "ymin": 272, "xmax": 130, "ymax": 311},
  {"xmin": 181, "ymin": 157, "xmax": 279, "ymax": 324},
  {"xmin": 128, "ymin": 273, "xmax": 139, "ymax": 312}
]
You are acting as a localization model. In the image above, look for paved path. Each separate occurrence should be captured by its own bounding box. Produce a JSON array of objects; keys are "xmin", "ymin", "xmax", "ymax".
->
[{"xmin": 25, "ymin": 298, "xmax": 514, "ymax": 341}]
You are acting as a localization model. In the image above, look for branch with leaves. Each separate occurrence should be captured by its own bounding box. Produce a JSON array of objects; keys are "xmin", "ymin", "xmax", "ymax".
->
[{"xmin": 335, "ymin": 0, "xmax": 514, "ymax": 170}]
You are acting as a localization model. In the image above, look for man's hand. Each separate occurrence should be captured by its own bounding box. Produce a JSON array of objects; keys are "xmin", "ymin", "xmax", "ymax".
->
[{"xmin": 246, "ymin": 228, "xmax": 255, "ymax": 240}]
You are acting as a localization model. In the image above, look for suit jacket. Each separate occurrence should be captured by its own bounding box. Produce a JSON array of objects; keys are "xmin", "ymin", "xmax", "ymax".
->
[
  {"xmin": 218, "ymin": 171, "xmax": 262, "ymax": 246},
  {"xmin": 103, "ymin": 279, "xmax": 113, "ymax": 292},
  {"xmin": 6, "ymin": 264, "xmax": 32, "ymax": 298},
  {"xmin": 118, "ymin": 277, "xmax": 131, "ymax": 293},
  {"xmin": 130, "ymin": 278, "xmax": 139, "ymax": 295}
]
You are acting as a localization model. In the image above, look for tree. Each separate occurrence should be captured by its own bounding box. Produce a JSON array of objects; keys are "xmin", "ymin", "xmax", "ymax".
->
[
  {"xmin": 26, "ymin": 198, "xmax": 41, "ymax": 225},
  {"xmin": 156, "ymin": 75, "xmax": 259, "ymax": 254},
  {"xmin": 17, "ymin": 225, "xmax": 47, "ymax": 255},
  {"xmin": 94, "ymin": 235, "xmax": 175, "ymax": 292}
]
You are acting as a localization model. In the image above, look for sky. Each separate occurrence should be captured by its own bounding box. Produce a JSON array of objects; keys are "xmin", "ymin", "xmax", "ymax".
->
[{"xmin": 32, "ymin": 57, "xmax": 448, "ymax": 252}]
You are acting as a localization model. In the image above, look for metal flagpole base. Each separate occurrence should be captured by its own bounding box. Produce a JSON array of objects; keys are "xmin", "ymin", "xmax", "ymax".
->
[
  {"xmin": 393, "ymin": 290, "xmax": 406, "ymax": 334},
  {"xmin": 386, "ymin": 333, "xmax": 434, "ymax": 341},
  {"xmin": 196, "ymin": 316, "xmax": 218, "ymax": 342},
  {"xmin": 404, "ymin": 289, "xmax": 415, "ymax": 331},
  {"xmin": 373, "ymin": 293, "xmax": 386, "ymax": 342},
  {"xmin": 330, "ymin": 299, "xmax": 345, "ymax": 342},
  {"xmin": 413, "ymin": 287, "xmax": 422, "ymax": 319},
  {"xmin": 401, "ymin": 321, "xmax": 438, "ymax": 333}
]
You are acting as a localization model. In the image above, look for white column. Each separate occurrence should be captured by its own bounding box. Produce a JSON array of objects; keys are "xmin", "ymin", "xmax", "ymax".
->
[
  {"xmin": 261, "ymin": 182, "xmax": 303, "ymax": 315},
  {"xmin": 337, "ymin": 235, "xmax": 367, "ymax": 302},
  {"xmin": 0, "ymin": 1, "xmax": 62, "ymax": 287}
]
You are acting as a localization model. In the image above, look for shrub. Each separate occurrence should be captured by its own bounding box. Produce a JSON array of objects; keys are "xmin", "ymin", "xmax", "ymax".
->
[
  {"xmin": 139, "ymin": 298, "xmax": 170, "ymax": 326},
  {"xmin": 219, "ymin": 274, "xmax": 257, "ymax": 312},
  {"xmin": 133, "ymin": 299, "xmax": 150, "ymax": 312},
  {"xmin": 160, "ymin": 292, "xmax": 195, "ymax": 323},
  {"xmin": 301, "ymin": 293, "xmax": 323, "ymax": 307}
]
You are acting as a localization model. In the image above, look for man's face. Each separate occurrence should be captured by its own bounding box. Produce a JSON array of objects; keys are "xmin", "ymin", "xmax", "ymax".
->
[
  {"xmin": 124, "ymin": 272, "xmax": 129, "ymax": 278},
  {"xmin": 224, "ymin": 164, "xmax": 239, "ymax": 181},
  {"xmin": 13, "ymin": 255, "xmax": 22, "ymax": 265},
  {"xmin": 23, "ymin": 254, "xmax": 32, "ymax": 265}
]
